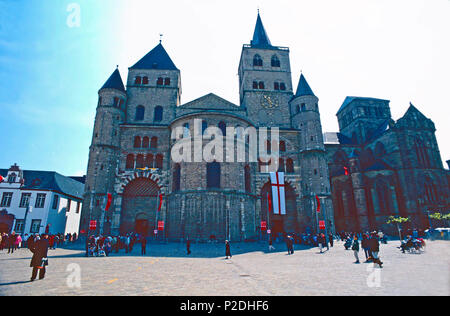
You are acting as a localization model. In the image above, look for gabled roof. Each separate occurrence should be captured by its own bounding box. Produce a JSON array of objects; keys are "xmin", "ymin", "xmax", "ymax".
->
[
  {"xmin": 250, "ymin": 13, "xmax": 272, "ymax": 48},
  {"xmin": 294, "ymin": 74, "xmax": 315, "ymax": 97},
  {"xmin": 0, "ymin": 169, "xmax": 85, "ymax": 199},
  {"xmin": 178, "ymin": 93, "xmax": 241, "ymax": 111},
  {"xmin": 396, "ymin": 103, "xmax": 435, "ymax": 131},
  {"xmin": 101, "ymin": 68, "xmax": 125, "ymax": 92},
  {"xmin": 130, "ymin": 43, "xmax": 178, "ymax": 70}
]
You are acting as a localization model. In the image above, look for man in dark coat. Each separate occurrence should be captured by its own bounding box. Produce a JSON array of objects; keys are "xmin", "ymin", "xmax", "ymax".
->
[
  {"xmin": 225, "ymin": 240, "xmax": 232, "ymax": 259},
  {"xmin": 8, "ymin": 232, "xmax": 17, "ymax": 254},
  {"xmin": 30, "ymin": 234, "xmax": 49, "ymax": 281}
]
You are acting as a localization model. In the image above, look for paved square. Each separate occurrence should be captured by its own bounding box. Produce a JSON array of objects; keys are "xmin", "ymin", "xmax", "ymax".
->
[{"xmin": 0, "ymin": 240, "xmax": 448, "ymax": 296}]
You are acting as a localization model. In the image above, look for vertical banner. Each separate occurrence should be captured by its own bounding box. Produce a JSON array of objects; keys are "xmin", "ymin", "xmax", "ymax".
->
[
  {"xmin": 319, "ymin": 220, "xmax": 325, "ymax": 230},
  {"xmin": 316, "ymin": 195, "xmax": 321, "ymax": 213},
  {"xmin": 104, "ymin": 193, "xmax": 112, "ymax": 212},
  {"xmin": 158, "ymin": 194, "xmax": 163, "ymax": 212},
  {"xmin": 158, "ymin": 221, "xmax": 164, "ymax": 231}
]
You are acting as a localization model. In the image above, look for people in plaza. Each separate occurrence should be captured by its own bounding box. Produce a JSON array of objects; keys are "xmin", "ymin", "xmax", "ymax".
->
[
  {"xmin": 30, "ymin": 234, "xmax": 49, "ymax": 281},
  {"xmin": 352, "ymin": 235, "xmax": 360, "ymax": 264},
  {"xmin": 225, "ymin": 240, "xmax": 232, "ymax": 259}
]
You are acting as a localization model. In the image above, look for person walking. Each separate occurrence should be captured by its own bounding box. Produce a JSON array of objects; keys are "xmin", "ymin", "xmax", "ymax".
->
[
  {"xmin": 370, "ymin": 233, "xmax": 383, "ymax": 268},
  {"xmin": 329, "ymin": 233, "xmax": 334, "ymax": 247},
  {"xmin": 225, "ymin": 240, "xmax": 232, "ymax": 259},
  {"xmin": 318, "ymin": 234, "xmax": 324, "ymax": 254},
  {"xmin": 141, "ymin": 236, "xmax": 147, "ymax": 256},
  {"xmin": 268, "ymin": 237, "xmax": 275, "ymax": 251},
  {"xmin": 352, "ymin": 235, "xmax": 360, "ymax": 263},
  {"xmin": 30, "ymin": 234, "xmax": 49, "ymax": 281},
  {"xmin": 8, "ymin": 232, "xmax": 17, "ymax": 254},
  {"xmin": 361, "ymin": 234, "xmax": 370, "ymax": 262},
  {"xmin": 186, "ymin": 238, "xmax": 191, "ymax": 255}
]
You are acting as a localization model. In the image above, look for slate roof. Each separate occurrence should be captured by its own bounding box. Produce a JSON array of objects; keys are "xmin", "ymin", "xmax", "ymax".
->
[
  {"xmin": 0, "ymin": 169, "xmax": 85, "ymax": 200},
  {"xmin": 337, "ymin": 96, "xmax": 389, "ymax": 115},
  {"xmin": 130, "ymin": 43, "xmax": 178, "ymax": 70},
  {"xmin": 295, "ymin": 74, "xmax": 315, "ymax": 97},
  {"xmin": 100, "ymin": 68, "xmax": 125, "ymax": 92},
  {"xmin": 250, "ymin": 13, "xmax": 272, "ymax": 48}
]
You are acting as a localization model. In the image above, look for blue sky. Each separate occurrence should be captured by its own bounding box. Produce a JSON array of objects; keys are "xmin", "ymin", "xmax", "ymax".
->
[{"xmin": 1, "ymin": 0, "xmax": 449, "ymax": 176}]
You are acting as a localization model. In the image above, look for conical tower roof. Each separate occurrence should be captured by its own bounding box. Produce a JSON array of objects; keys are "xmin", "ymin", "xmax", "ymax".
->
[
  {"xmin": 295, "ymin": 74, "xmax": 315, "ymax": 97},
  {"xmin": 130, "ymin": 43, "xmax": 178, "ymax": 70},
  {"xmin": 250, "ymin": 12, "xmax": 272, "ymax": 48},
  {"xmin": 101, "ymin": 68, "xmax": 125, "ymax": 92}
]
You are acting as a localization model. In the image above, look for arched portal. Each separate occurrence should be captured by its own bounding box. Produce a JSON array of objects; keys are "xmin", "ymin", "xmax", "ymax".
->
[
  {"xmin": 120, "ymin": 177, "xmax": 160, "ymax": 236},
  {"xmin": 260, "ymin": 181, "xmax": 298, "ymax": 238}
]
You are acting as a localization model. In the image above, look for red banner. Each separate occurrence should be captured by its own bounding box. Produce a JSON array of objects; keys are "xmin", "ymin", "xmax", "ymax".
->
[
  {"xmin": 158, "ymin": 194, "xmax": 163, "ymax": 212},
  {"xmin": 267, "ymin": 193, "xmax": 272, "ymax": 213},
  {"xmin": 158, "ymin": 221, "xmax": 164, "ymax": 231},
  {"xmin": 344, "ymin": 167, "xmax": 349, "ymax": 175},
  {"xmin": 319, "ymin": 220, "xmax": 325, "ymax": 230},
  {"xmin": 316, "ymin": 195, "xmax": 321, "ymax": 213},
  {"xmin": 105, "ymin": 193, "xmax": 112, "ymax": 211},
  {"xmin": 261, "ymin": 221, "xmax": 267, "ymax": 231},
  {"xmin": 89, "ymin": 220, "xmax": 97, "ymax": 231}
]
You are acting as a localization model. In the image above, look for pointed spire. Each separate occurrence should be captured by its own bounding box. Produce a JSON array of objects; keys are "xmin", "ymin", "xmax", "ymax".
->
[
  {"xmin": 131, "ymin": 43, "xmax": 178, "ymax": 70},
  {"xmin": 101, "ymin": 68, "xmax": 125, "ymax": 92},
  {"xmin": 295, "ymin": 73, "xmax": 315, "ymax": 97},
  {"xmin": 251, "ymin": 11, "xmax": 272, "ymax": 48}
]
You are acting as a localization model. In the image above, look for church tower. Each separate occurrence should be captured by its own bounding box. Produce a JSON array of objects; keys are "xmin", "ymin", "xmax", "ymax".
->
[
  {"xmin": 238, "ymin": 12, "xmax": 293, "ymax": 128},
  {"xmin": 81, "ymin": 68, "xmax": 127, "ymax": 234},
  {"xmin": 290, "ymin": 74, "xmax": 334, "ymax": 233}
]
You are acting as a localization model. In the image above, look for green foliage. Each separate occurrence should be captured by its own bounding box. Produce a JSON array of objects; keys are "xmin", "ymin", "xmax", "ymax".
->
[{"xmin": 386, "ymin": 216, "xmax": 410, "ymax": 225}]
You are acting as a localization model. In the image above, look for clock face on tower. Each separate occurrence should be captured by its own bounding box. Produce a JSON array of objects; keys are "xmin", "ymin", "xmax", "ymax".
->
[{"xmin": 261, "ymin": 93, "xmax": 280, "ymax": 109}]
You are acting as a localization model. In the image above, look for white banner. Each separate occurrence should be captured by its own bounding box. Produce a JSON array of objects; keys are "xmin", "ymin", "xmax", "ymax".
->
[{"xmin": 269, "ymin": 172, "xmax": 286, "ymax": 215}]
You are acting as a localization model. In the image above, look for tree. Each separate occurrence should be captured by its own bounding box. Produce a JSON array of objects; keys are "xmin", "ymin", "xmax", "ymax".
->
[
  {"xmin": 386, "ymin": 216, "xmax": 410, "ymax": 241},
  {"xmin": 428, "ymin": 212, "xmax": 450, "ymax": 227}
]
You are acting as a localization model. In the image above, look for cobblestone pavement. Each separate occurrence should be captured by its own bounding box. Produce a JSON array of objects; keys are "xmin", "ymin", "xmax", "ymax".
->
[{"xmin": 0, "ymin": 240, "xmax": 448, "ymax": 296}]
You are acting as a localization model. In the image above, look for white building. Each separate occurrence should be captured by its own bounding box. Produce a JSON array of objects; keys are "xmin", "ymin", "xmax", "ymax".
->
[{"xmin": 0, "ymin": 164, "xmax": 84, "ymax": 236}]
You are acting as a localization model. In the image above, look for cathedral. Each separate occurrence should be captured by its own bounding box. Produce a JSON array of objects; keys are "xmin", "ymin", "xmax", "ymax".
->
[{"xmin": 80, "ymin": 13, "xmax": 449, "ymax": 240}]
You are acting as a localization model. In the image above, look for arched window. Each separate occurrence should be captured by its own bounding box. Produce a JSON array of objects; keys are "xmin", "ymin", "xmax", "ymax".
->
[
  {"xmin": 375, "ymin": 142, "xmax": 386, "ymax": 158},
  {"xmin": 271, "ymin": 55, "xmax": 280, "ymax": 67},
  {"xmin": 424, "ymin": 179, "xmax": 438, "ymax": 203},
  {"xmin": 296, "ymin": 104, "xmax": 300, "ymax": 114},
  {"xmin": 280, "ymin": 83, "xmax": 286, "ymax": 91},
  {"xmin": 172, "ymin": 164, "xmax": 181, "ymax": 192},
  {"xmin": 280, "ymin": 141, "xmax": 286, "ymax": 152},
  {"xmin": 258, "ymin": 81, "xmax": 265, "ymax": 90},
  {"xmin": 145, "ymin": 154, "xmax": 154, "ymax": 168},
  {"xmin": 133, "ymin": 136, "xmax": 141, "ymax": 148},
  {"xmin": 126, "ymin": 154, "xmax": 135, "ymax": 170},
  {"xmin": 207, "ymin": 161, "xmax": 221, "ymax": 188},
  {"xmin": 183, "ymin": 123, "xmax": 190, "ymax": 138},
  {"xmin": 202, "ymin": 120, "xmax": 208, "ymax": 134},
  {"xmin": 374, "ymin": 179, "xmax": 393, "ymax": 214},
  {"xmin": 278, "ymin": 158, "xmax": 285, "ymax": 172},
  {"xmin": 253, "ymin": 81, "xmax": 258, "ymax": 89},
  {"xmin": 253, "ymin": 54, "xmax": 263, "ymax": 67},
  {"xmin": 218, "ymin": 121, "xmax": 226, "ymax": 136},
  {"xmin": 134, "ymin": 76, "xmax": 141, "ymax": 85},
  {"xmin": 142, "ymin": 136, "xmax": 149, "ymax": 148},
  {"xmin": 286, "ymin": 158, "xmax": 294, "ymax": 173},
  {"xmin": 274, "ymin": 82, "xmax": 280, "ymax": 90},
  {"xmin": 155, "ymin": 154, "xmax": 163, "ymax": 169},
  {"xmin": 135, "ymin": 106, "xmax": 145, "ymax": 121},
  {"xmin": 164, "ymin": 78, "xmax": 171, "ymax": 86},
  {"xmin": 154, "ymin": 106, "xmax": 163, "ymax": 122},
  {"xmin": 150, "ymin": 137, "xmax": 158, "ymax": 149},
  {"xmin": 266, "ymin": 140, "xmax": 271, "ymax": 154},
  {"xmin": 142, "ymin": 76, "xmax": 149, "ymax": 84},
  {"xmin": 157, "ymin": 77, "xmax": 164, "ymax": 85},
  {"xmin": 301, "ymin": 103, "xmax": 306, "ymax": 112},
  {"xmin": 136, "ymin": 154, "xmax": 144, "ymax": 169},
  {"xmin": 244, "ymin": 165, "xmax": 251, "ymax": 192},
  {"xmin": 415, "ymin": 138, "xmax": 431, "ymax": 168}
]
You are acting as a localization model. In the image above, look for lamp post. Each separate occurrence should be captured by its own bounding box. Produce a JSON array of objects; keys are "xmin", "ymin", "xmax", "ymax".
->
[{"xmin": 23, "ymin": 194, "xmax": 34, "ymax": 235}]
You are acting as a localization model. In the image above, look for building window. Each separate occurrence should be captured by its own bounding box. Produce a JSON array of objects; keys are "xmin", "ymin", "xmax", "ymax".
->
[
  {"xmin": 157, "ymin": 77, "xmax": 164, "ymax": 85},
  {"xmin": 301, "ymin": 103, "xmax": 306, "ymax": 111},
  {"xmin": 296, "ymin": 104, "xmax": 300, "ymax": 114},
  {"xmin": 172, "ymin": 163, "xmax": 181, "ymax": 192},
  {"xmin": 154, "ymin": 106, "xmax": 163, "ymax": 122},
  {"xmin": 136, "ymin": 154, "xmax": 145, "ymax": 169},
  {"xmin": 145, "ymin": 154, "xmax": 154, "ymax": 168},
  {"xmin": 207, "ymin": 161, "xmax": 221, "ymax": 188},
  {"xmin": 7, "ymin": 173, "xmax": 16, "ymax": 183},
  {"xmin": 244, "ymin": 165, "xmax": 251, "ymax": 193},
  {"xmin": 134, "ymin": 76, "xmax": 141, "ymax": 85},
  {"xmin": 164, "ymin": 78, "xmax": 171, "ymax": 86},
  {"xmin": 278, "ymin": 158, "xmax": 285, "ymax": 172},
  {"xmin": 280, "ymin": 141, "xmax": 286, "ymax": 152},
  {"xmin": 35, "ymin": 194, "xmax": 46, "ymax": 208},
  {"xmin": 253, "ymin": 54, "xmax": 263, "ymax": 67},
  {"xmin": 14, "ymin": 220, "xmax": 24, "ymax": 234},
  {"xmin": 76, "ymin": 202, "xmax": 80, "ymax": 214},
  {"xmin": 150, "ymin": 137, "xmax": 158, "ymax": 149},
  {"xmin": 271, "ymin": 55, "xmax": 280, "ymax": 67},
  {"xmin": 258, "ymin": 81, "xmax": 265, "ymax": 90},
  {"xmin": 142, "ymin": 136, "xmax": 149, "ymax": 148},
  {"xmin": 66, "ymin": 199, "xmax": 71, "ymax": 213},
  {"xmin": 126, "ymin": 154, "xmax": 135, "ymax": 170},
  {"xmin": 30, "ymin": 220, "xmax": 41, "ymax": 234},
  {"xmin": 218, "ymin": 122, "xmax": 226, "ymax": 136},
  {"xmin": 135, "ymin": 106, "xmax": 145, "ymax": 121},
  {"xmin": 183, "ymin": 123, "xmax": 190, "ymax": 138},
  {"xmin": 19, "ymin": 193, "xmax": 31, "ymax": 208},
  {"xmin": 202, "ymin": 120, "xmax": 208, "ymax": 134},
  {"xmin": 142, "ymin": 76, "xmax": 149, "ymax": 84},
  {"xmin": 52, "ymin": 195, "xmax": 59, "ymax": 209},
  {"xmin": 134, "ymin": 136, "xmax": 141, "ymax": 148},
  {"xmin": 155, "ymin": 154, "xmax": 164, "ymax": 169},
  {"xmin": 253, "ymin": 81, "xmax": 258, "ymax": 89},
  {"xmin": 280, "ymin": 83, "xmax": 286, "ymax": 91},
  {"xmin": 0, "ymin": 192, "xmax": 13, "ymax": 207},
  {"xmin": 286, "ymin": 158, "xmax": 294, "ymax": 173}
]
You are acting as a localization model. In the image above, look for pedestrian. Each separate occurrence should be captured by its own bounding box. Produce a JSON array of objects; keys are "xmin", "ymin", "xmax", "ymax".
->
[
  {"xmin": 352, "ymin": 235, "xmax": 360, "ymax": 263},
  {"xmin": 141, "ymin": 236, "xmax": 147, "ymax": 255},
  {"xmin": 289, "ymin": 235, "xmax": 294, "ymax": 254},
  {"xmin": 8, "ymin": 231, "xmax": 17, "ymax": 254},
  {"xmin": 369, "ymin": 233, "xmax": 383, "ymax": 268},
  {"xmin": 15, "ymin": 234, "xmax": 22, "ymax": 250},
  {"xmin": 225, "ymin": 240, "xmax": 232, "ymax": 259},
  {"xmin": 329, "ymin": 233, "xmax": 334, "ymax": 247},
  {"xmin": 361, "ymin": 234, "xmax": 370, "ymax": 261},
  {"xmin": 186, "ymin": 238, "xmax": 191, "ymax": 255},
  {"xmin": 318, "ymin": 234, "xmax": 324, "ymax": 254},
  {"xmin": 268, "ymin": 237, "xmax": 275, "ymax": 251},
  {"xmin": 30, "ymin": 234, "xmax": 49, "ymax": 281}
]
